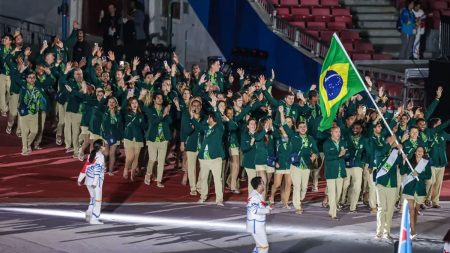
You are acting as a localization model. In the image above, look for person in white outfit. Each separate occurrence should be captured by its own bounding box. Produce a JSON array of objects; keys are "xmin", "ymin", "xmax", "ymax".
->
[
  {"xmin": 78, "ymin": 139, "xmax": 106, "ymax": 225},
  {"xmin": 247, "ymin": 176, "xmax": 272, "ymax": 253},
  {"xmin": 412, "ymin": 2, "xmax": 425, "ymax": 59}
]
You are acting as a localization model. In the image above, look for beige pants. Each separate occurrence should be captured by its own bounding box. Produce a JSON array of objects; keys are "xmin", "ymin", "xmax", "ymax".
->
[
  {"xmin": 245, "ymin": 168, "xmax": 257, "ymax": 194},
  {"xmin": 7, "ymin": 93, "xmax": 19, "ymax": 130},
  {"xmin": 326, "ymin": 178, "xmax": 344, "ymax": 218},
  {"xmin": 376, "ymin": 185, "xmax": 397, "ymax": 235},
  {"xmin": 186, "ymin": 151, "xmax": 198, "ymax": 192},
  {"xmin": 427, "ymin": 166, "xmax": 445, "ymax": 205},
  {"xmin": 34, "ymin": 111, "xmax": 46, "ymax": 147},
  {"xmin": 342, "ymin": 167, "xmax": 363, "ymax": 211},
  {"xmin": 56, "ymin": 103, "xmax": 66, "ymax": 138},
  {"xmin": 0, "ymin": 74, "xmax": 11, "ymax": 113},
  {"xmin": 146, "ymin": 141, "xmax": 168, "ymax": 183},
  {"xmin": 64, "ymin": 112, "xmax": 82, "ymax": 152},
  {"xmin": 311, "ymin": 152, "xmax": 324, "ymax": 190},
  {"xmin": 199, "ymin": 158, "xmax": 223, "ymax": 203},
  {"xmin": 363, "ymin": 166, "xmax": 377, "ymax": 209},
  {"xmin": 20, "ymin": 113, "xmax": 38, "ymax": 152},
  {"xmin": 290, "ymin": 165, "xmax": 310, "ymax": 210}
]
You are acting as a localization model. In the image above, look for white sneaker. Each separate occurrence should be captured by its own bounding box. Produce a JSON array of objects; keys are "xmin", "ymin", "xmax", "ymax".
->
[
  {"xmin": 197, "ymin": 199, "xmax": 205, "ymax": 203},
  {"xmin": 89, "ymin": 219, "xmax": 104, "ymax": 225},
  {"xmin": 85, "ymin": 212, "xmax": 91, "ymax": 222}
]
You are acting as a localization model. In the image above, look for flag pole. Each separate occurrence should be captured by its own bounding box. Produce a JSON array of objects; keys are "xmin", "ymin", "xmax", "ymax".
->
[{"xmin": 331, "ymin": 33, "xmax": 418, "ymax": 180}]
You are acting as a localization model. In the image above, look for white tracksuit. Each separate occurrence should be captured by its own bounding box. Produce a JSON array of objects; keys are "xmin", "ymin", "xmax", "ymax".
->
[
  {"xmin": 78, "ymin": 152, "xmax": 105, "ymax": 222},
  {"xmin": 247, "ymin": 190, "xmax": 271, "ymax": 253}
]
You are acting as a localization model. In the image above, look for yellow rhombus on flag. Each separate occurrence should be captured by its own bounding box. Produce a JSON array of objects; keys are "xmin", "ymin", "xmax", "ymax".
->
[{"xmin": 318, "ymin": 33, "xmax": 366, "ymax": 131}]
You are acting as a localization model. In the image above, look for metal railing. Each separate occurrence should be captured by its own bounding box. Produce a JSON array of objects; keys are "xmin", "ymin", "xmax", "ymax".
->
[
  {"xmin": 255, "ymin": 0, "xmax": 328, "ymax": 59},
  {"xmin": 0, "ymin": 14, "xmax": 53, "ymax": 46}
]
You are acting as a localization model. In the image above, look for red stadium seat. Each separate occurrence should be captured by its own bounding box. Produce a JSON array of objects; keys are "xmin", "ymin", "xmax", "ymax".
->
[
  {"xmin": 372, "ymin": 53, "xmax": 393, "ymax": 60},
  {"xmin": 320, "ymin": 30, "xmax": 336, "ymax": 42},
  {"xmin": 333, "ymin": 16, "xmax": 353, "ymax": 27},
  {"xmin": 351, "ymin": 53, "xmax": 372, "ymax": 60},
  {"xmin": 311, "ymin": 8, "xmax": 330, "ymax": 15},
  {"xmin": 354, "ymin": 42, "xmax": 374, "ymax": 53},
  {"xmin": 276, "ymin": 7, "xmax": 290, "ymax": 17},
  {"xmin": 321, "ymin": 0, "xmax": 339, "ymax": 7},
  {"xmin": 313, "ymin": 15, "xmax": 333, "ymax": 22},
  {"xmin": 306, "ymin": 30, "xmax": 320, "ymax": 38},
  {"xmin": 342, "ymin": 42, "xmax": 354, "ymax": 52},
  {"xmin": 327, "ymin": 22, "xmax": 346, "ymax": 30},
  {"xmin": 280, "ymin": 0, "xmax": 299, "ymax": 6},
  {"xmin": 291, "ymin": 7, "xmax": 310, "ymax": 15},
  {"xmin": 432, "ymin": 1, "xmax": 448, "ymax": 10},
  {"xmin": 332, "ymin": 8, "xmax": 351, "ymax": 16},
  {"xmin": 307, "ymin": 21, "xmax": 326, "ymax": 30},
  {"xmin": 300, "ymin": 0, "xmax": 320, "ymax": 7},
  {"xmin": 340, "ymin": 30, "xmax": 360, "ymax": 41},
  {"xmin": 290, "ymin": 21, "xmax": 306, "ymax": 28}
]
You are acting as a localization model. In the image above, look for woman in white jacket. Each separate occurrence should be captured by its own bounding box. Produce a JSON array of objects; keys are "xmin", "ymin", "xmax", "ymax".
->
[{"xmin": 78, "ymin": 139, "xmax": 106, "ymax": 225}]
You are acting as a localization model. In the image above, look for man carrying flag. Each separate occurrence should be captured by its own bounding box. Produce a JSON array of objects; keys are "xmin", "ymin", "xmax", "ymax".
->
[
  {"xmin": 318, "ymin": 33, "xmax": 365, "ymax": 219},
  {"xmin": 398, "ymin": 199, "xmax": 413, "ymax": 253}
]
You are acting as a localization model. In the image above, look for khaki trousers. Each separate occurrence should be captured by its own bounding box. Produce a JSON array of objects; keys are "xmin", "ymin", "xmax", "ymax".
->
[
  {"xmin": 376, "ymin": 185, "xmax": 397, "ymax": 235},
  {"xmin": 290, "ymin": 165, "xmax": 310, "ymax": 210},
  {"xmin": 363, "ymin": 166, "xmax": 377, "ymax": 209},
  {"xmin": 311, "ymin": 152, "xmax": 324, "ymax": 190},
  {"xmin": 146, "ymin": 141, "xmax": 168, "ymax": 182},
  {"xmin": 342, "ymin": 167, "xmax": 363, "ymax": 211},
  {"xmin": 427, "ymin": 166, "xmax": 445, "ymax": 205},
  {"xmin": 34, "ymin": 111, "xmax": 46, "ymax": 147},
  {"xmin": 20, "ymin": 113, "xmax": 38, "ymax": 152},
  {"xmin": 64, "ymin": 112, "xmax": 82, "ymax": 152},
  {"xmin": 186, "ymin": 151, "xmax": 198, "ymax": 192},
  {"xmin": 326, "ymin": 178, "xmax": 344, "ymax": 218},
  {"xmin": 0, "ymin": 74, "xmax": 11, "ymax": 113},
  {"xmin": 7, "ymin": 93, "xmax": 19, "ymax": 129},
  {"xmin": 199, "ymin": 158, "xmax": 223, "ymax": 203},
  {"xmin": 245, "ymin": 168, "xmax": 257, "ymax": 194},
  {"xmin": 56, "ymin": 103, "xmax": 66, "ymax": 138}
]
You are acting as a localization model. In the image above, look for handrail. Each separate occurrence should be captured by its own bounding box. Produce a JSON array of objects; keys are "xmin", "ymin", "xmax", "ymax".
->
[
  {"xmin": 0, "ymin": 14, "xmax": 53, "ymax": 46},
  {"xmin": 255, "ymin": 0, "xmax": 329, "ymax": 59},
  {"xmin": 0, "ymin": 14, "xmax": 46, "ymax": 29}
]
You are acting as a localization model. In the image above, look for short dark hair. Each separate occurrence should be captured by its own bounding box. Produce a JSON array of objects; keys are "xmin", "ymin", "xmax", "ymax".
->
[
  {"xmin": 251, "ymin": 176, "xmax": 263, "ymax": 190},
  {"xmin": 309, "ymin": 90, "xmax": 318, "ymax": 99}
]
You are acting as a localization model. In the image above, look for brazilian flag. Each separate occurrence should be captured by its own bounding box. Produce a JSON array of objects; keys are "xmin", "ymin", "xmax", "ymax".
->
[{"xmin": 318, "ymin": 33, "xmax": 366, "ymax": 131}]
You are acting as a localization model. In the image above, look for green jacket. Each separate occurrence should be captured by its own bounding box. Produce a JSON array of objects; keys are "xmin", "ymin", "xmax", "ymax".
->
[
  {"xmin": 276, "ymin": 135, "xmax": 292, "ymax": 170},
  {"xmin": 143, "ymin": 105, "xmax": 173, "ymax": 142},
  {"xmin": 283, "ymin": 124, "xmax": 318, "ymax": 168},
  {"xmin": 402, "ymin": 138, "xmax": 425, "ymax": 160},
  {"xmin": 101, "ymin": 109, "xmax": 124, "ymax": 142},
  {"xmin": 61, "ymin": 75, "xmax": 84, "ymax": 113},
  {"xmin": 241, "ymin": 131, "xmax": 260, "ymax": 169},
  {"xmin": 88, "ymin": 98, "xmax": 107, "ymax": 135},
  {"xmin": 193, "ymin": 110, "xmax": 225, "ymax": 160},
  {"xmin": 263, "ymin": 89, "xmax": 301, "ymax": 125},
  {"xmin": 375, "ymin": 147, "xmax": 402, "ymax": 188},
  {"xmin": 368, "ymin": 133, "xmax": 390, "ymax": 168},
  {"xmin": 254, "ymin": 129, "xmax": 269, "ymax": 165},
  {"xmin": 323, "ymin": 138, "xmax": 348, "ymax": 179},
  {"xmin": 184, "ymin": 115, "xmax": 206, "ymax": 152},
  {"xmin": 429, "ymin": 131, "xmax": 450, "ymax": 167},
  {"xmin": 344, "ymin": 135, "xmax": 370, "ymax": 168},
  {"xmin": 401, "ymin": 159, "xmax": 431, "ymax": 196},
  {"xmin": 298, "ymin": 102, "xmax": 322, "ymax": 139},
  {"xmin": 123, "ymin": 111, "xmax": 145, "ymax": 142},
  {"xmin": 0, "ymin": 44, "xmax": 12, "ymax": 76}
]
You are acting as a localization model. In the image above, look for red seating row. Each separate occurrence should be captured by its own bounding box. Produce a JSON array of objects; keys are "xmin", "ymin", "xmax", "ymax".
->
[
  {"xmin": 351, "ymin": 53, "xmax": 393, "ymax": 61},
  {"xmin": 277, "ymin": 7, "xmax": 350, "ymax": 16},
  {"xmin": 271, "ymin": 0, "xmax": 340, "ymax": 7}
]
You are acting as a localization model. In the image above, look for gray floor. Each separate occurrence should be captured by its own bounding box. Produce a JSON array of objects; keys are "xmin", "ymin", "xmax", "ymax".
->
[{"xmin": 0, "ymin": 201, "xmax": 448, "ymax": 253}]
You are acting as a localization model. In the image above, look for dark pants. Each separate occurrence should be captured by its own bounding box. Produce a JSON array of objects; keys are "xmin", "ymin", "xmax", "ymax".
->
[{"xmin": 399, "ymin": 33, "xmax": 415, "ymax": 59}]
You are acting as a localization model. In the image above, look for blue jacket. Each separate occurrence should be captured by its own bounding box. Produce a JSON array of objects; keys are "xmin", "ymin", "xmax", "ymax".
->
[{"xmin": 400, "ymin": 8, "xmax": 416, "ymax": 35}]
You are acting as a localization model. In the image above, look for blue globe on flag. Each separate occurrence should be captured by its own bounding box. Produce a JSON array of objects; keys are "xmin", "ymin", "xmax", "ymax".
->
[{"xmin": 323, "ymin": 70, "xmax": 344, "ymax": 100}]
